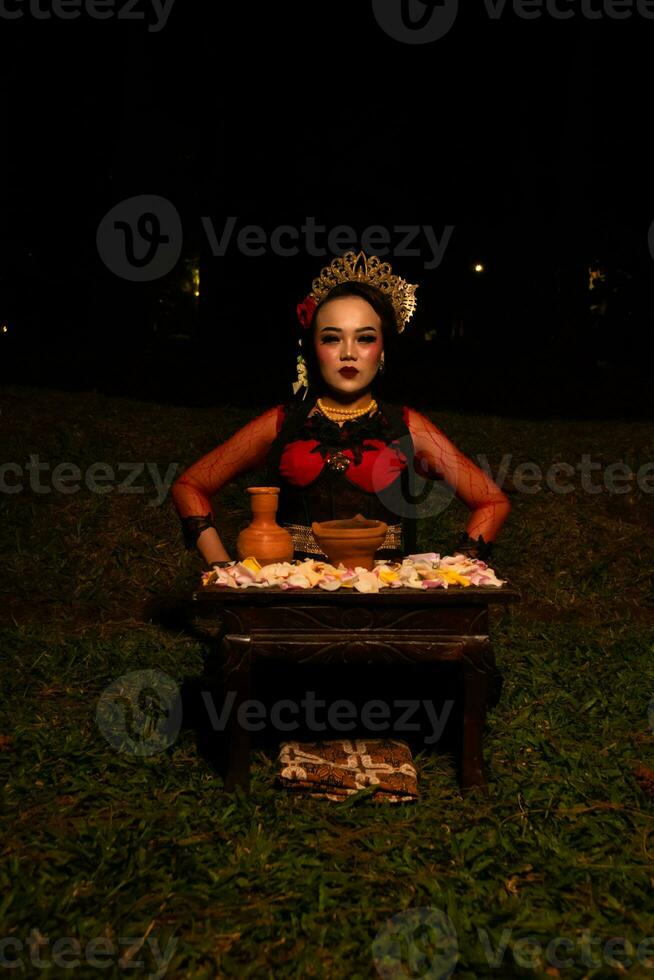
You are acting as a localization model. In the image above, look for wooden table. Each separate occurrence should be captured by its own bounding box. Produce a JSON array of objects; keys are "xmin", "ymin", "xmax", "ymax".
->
[{"xmin": 190, "ymin": 582, "xmax": 519, "ymax": 794}]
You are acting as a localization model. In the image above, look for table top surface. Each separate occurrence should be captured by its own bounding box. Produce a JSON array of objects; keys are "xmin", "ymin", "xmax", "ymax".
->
[{"xmin": 192, "ymin": 583, "xmax": 520, "ymax": 606}]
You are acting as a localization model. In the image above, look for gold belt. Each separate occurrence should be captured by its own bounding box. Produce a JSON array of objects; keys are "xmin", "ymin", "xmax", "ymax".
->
[{"xmin": 283, "ymin": 522, "xmax": 403, "ymax": 558}]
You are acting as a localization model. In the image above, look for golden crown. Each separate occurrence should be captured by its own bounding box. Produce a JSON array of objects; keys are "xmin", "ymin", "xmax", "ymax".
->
[{"xmin": 309, "ymin": 251, "xmax": 418, "ymax": 333}]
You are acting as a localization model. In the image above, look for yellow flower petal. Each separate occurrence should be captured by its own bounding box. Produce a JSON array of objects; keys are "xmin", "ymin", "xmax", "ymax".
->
[{"xmin": 433, "ymin": 569, "xmax": 471, "ymax": 586}]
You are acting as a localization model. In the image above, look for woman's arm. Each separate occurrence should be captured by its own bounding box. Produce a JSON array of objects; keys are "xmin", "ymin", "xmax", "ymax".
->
[
  {"xmin": 405, "ymin": 407, "xmax": 511, "ymax": 550},
  {"xmin": 171, "ymin": 405, "xmax": 284, "ymax": 564}
]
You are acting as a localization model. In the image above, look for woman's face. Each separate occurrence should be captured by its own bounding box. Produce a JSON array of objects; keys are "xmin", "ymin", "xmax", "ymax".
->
[{"xmin": 313, "ymin": 296, "xmax": 384, "ymax": 395}]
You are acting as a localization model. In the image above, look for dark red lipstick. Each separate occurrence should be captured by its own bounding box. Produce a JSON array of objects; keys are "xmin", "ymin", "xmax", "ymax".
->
[{"xmin": 338, "ymin": 367, "xmax": 359, "ymax": 377}]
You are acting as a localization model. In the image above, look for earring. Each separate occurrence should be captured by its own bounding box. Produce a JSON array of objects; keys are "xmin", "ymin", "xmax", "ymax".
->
[
  {"xmin": 378, "ymin": 353, "xmax": 385, "ymax": 374},
  {"xmin": 292, "ymin": 352, "xmax": 309, "ymax": 399}
]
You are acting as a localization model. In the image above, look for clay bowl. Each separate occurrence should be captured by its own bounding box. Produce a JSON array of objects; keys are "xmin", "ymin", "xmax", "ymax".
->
[{"xmin": 311, "ymin": 514, "xmax": 388, "ymax": 571}]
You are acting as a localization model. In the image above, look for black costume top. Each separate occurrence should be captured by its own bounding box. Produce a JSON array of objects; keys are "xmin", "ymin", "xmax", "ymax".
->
[{"xmin": 263, "ymin": 399, "xmax": 418, "ymax": 560}]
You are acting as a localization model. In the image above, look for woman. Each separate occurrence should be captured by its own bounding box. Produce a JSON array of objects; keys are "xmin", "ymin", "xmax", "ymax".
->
[
  {"xmin": 172, "ymin": 252, "xmax": 511, "ymax": 797},
  {"xmin": 171, "ymin": 251, "xmax": 511, "ymax": 566}
]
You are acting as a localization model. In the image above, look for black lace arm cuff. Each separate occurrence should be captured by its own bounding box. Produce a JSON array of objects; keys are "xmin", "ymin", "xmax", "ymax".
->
[
  {"xmin": 180, "ymin": 513, "xmax": 216, "ymax": 550},
  {"xmin": 453, "ymin": 532, "xmax": 494, "ymax": 563}
]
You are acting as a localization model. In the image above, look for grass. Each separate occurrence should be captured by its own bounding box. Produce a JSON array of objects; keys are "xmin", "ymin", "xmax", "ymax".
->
[{"xmin": 2, "ymin": 383, "xmax": 654, "ymax": 978}]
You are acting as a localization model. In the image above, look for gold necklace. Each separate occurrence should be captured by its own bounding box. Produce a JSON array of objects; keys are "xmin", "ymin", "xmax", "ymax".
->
[{"xmin": 317, "ymin": 397, "xmax": 377, "ymax": 421}]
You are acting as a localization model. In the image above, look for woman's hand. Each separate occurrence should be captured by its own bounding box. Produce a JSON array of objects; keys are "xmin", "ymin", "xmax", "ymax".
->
[
  {"xmin": 196, "ymin": 526, "xmax": 231, "ymax": 566},
  {"xmin": 452, "ymin": 531, "xmax": 493, "ymax": 562}
]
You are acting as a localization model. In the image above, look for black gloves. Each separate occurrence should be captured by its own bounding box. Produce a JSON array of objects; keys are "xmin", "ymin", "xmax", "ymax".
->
[
  {"xmin": 180, "ymin": 513, "xmax": 216, "ymax": 550},
  {"xmin": 452, "ymin": 532, "xmax": 494, "ymax": 563}
]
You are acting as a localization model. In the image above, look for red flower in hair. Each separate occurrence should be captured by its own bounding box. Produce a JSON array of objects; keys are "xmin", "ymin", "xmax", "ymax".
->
[{"xmin": 296, "ymin": 294, "xmax": 317, "ymax": 329}]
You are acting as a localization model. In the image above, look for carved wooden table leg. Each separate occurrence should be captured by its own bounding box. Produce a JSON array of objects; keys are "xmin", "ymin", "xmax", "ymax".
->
[
  {"xmin": 220, "ymin": 634, "xmax": 252, "ymax": 792},
  {"xmin": 460, "ymin": 639, "xmax": 492, "ymax": 793}
]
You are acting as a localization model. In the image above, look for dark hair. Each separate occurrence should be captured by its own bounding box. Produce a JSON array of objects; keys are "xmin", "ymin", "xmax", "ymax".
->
[{"xmin": 298, "ymin": 281, "xmax": 400, "ymax": 400}]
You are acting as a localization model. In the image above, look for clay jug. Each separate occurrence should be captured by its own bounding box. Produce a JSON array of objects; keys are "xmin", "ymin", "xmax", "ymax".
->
[{"xmin": 236, "ymin": 487, "xmax": 294, "ymax": 565}]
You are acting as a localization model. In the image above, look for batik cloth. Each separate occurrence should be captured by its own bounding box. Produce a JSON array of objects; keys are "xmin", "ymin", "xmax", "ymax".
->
[{"xmin": 277, "ymin": 738, "xmax": 419, "ymax": 803}]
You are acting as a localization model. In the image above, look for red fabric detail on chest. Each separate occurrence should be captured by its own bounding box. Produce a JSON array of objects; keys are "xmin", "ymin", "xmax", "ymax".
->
[
  {"xmin": 279, "ymin": 438, "xmax": 407, "ymax": 491},
  {"xmin": 279, "ymin": 440, "xmax": 325, "ymax": 486}
]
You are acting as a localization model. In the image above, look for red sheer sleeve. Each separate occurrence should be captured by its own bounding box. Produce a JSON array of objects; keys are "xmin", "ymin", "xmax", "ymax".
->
[
  {"xmin": 404, "ymin": 406, "xmax": 511, "ymax": 543},
  {"xmin": 171, "ymin": 405, "xmax": 285, "ymax": 522}
]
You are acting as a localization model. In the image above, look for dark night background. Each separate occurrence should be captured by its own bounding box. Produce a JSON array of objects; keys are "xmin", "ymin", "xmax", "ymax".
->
[{"xmin": 1, "ymin": 1, "xmax": 652, "ymax": 417}]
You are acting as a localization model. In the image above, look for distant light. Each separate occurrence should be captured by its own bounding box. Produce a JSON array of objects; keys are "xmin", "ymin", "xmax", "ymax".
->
[
  {"xmin": 474, "ymin": 263, "xmax": 485, "ymax": 273},
  {"xmin": 1, "ymin": 324, "xmax": 8, "ymax": 333},
  {"xmin": 193, "ymin": 290, "xmax": 200, "ymax": 297}
]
